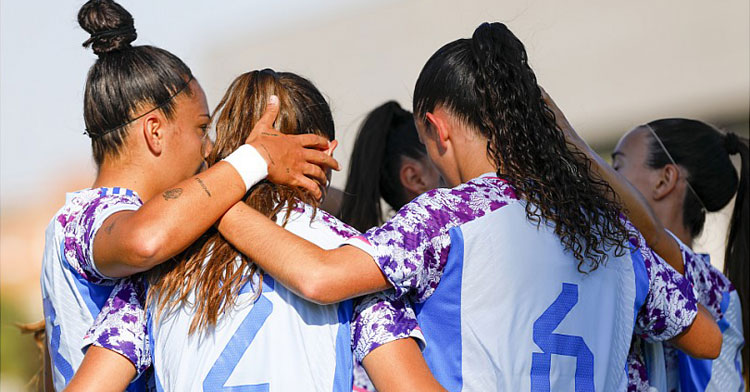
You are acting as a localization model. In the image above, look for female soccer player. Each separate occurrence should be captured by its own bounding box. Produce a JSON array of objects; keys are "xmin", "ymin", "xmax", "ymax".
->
[
  {"xmin": 612, "ymin": 120, "xmax": 747, "ymax": 391},
  {"xmin": 213, "ymin": 22, "xmax": 723, "ymax": 390},
  {"xmin": 42, "ymin": 1, "xmax": 336, "ymax": 390},
  {"xmin": 69, "ymin": 70, "xmax": 442, "ymax": 392},
  {"xmin": 338, "ymin": 101, "xmax": 441, "ymax": 232},
  {"xmin": 338, "ymin": 101, "xmax": 441, "ymax": 391}
]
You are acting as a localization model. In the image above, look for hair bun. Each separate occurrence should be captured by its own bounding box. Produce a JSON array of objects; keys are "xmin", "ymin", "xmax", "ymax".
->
[{"xmin": 78, "ymin": 0, "xmax": 137, "ymax": 56}]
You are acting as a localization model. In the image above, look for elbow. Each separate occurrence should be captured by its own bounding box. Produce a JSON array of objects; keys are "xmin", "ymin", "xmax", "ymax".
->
[
  {"xmin": 126, "ymin": 231, "xmax": 165, "ymax": 270},
  {"xmin": 688, "ymin": 326, "xmax": 723, "ymax": 360},
  {"xmin": 703, "ymin": 332, "xmax": 722, "ymax": 360},
  {"xmin": 296, "ymin": 268, "xmax": 342, "ymax": 305}
]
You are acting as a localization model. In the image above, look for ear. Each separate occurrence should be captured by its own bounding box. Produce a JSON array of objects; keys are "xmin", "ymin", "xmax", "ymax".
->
[
  {"xmin": 399, "ymin": 158, "xmax": 427, "ymax": 198},
  {"xmin": 425, "ymin": 112, "xmax": 451, "ymax": 154},
  {"xmin": 142, "ymin": 113, "xmax": 164, "ymax": 156},
  {"xmin": 653, "ymin": 164, "xmax": 680, "ymax": 201}
]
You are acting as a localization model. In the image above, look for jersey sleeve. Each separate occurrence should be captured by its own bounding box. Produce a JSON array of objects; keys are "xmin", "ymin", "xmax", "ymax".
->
[
  {"xmin": 351, "ymin": 290, "xmax": 425, "ymax": 363},
  {"xmin": 64, "ymin": 191, "xmax": 142, "ymax": 283},
  {"xmin": 668, "ymin": 231, "xmax": 733, "ymax": 320},
  {"xmin": 82, "ymin": 277, "xmax": 151, "ymax": 377},
  {"xmin": 632, "ymin": 232, "xmax": 699, "ymax": 342},
  {"xmin": 343, "ymin": 189, "xmax": 462, "ymax": 301}
]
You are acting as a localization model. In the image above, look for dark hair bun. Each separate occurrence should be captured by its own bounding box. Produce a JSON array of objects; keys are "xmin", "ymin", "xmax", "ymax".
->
[{"xmin": 78, "ymin": 0, "xmax": 137, "ymax": 56}]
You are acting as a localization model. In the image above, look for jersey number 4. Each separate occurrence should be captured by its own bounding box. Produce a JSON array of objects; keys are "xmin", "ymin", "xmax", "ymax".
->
[{"xmin": 531, "ymin": 283, "xmax": 595, "ymax": 391}]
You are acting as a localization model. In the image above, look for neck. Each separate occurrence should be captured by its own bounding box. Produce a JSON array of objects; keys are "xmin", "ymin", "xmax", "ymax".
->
[
  {"xmin": 653, "ymin": 199, "xmax": 694, "ymax": 247},
  {"xmin": 456, "ymin": 136, "xmax": 496, "ymax": 183},
  {"xmin": 92, "ymin": 157, "xmax": 161, "ymax": 202}
]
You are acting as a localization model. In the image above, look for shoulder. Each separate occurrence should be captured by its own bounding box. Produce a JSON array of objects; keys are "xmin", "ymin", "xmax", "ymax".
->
[
  {"xmin": 61, "ymin": 188, "xmax": 142, "ymax": 282},
  {"xmin": 379, "ymin": 176, "xmax": 517, "ymax": 240},
  {"xmin": 279, "ymin": 202, "xmax": 361, "ymax": 248}
]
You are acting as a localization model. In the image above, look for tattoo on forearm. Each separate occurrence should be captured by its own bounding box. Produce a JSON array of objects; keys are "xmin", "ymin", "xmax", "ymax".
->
[
  {"xmin": 261, "ymin": 132, "xmax": 279, "ymax": 137},
  {"xmin": 195, "ymin": 177, "xmax": 212, "ymax": 197},
  {"xmin": 260, "ymin": 144, "xmax": 275, "ymax": 165},
  {"xmin": 163, "ymin": 188, "xmax": 183, "ymax": 200}
]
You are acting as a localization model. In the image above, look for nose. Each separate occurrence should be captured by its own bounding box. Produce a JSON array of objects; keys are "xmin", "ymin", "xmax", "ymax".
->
[{"xmin": 202, "ymin": 135, "xmax": 214, "ymax": 159}]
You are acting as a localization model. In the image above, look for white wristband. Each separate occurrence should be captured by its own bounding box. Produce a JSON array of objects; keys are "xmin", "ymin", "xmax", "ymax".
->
[{"xmin": 222, "ymin": 144, "xmax": 268, "ymax": 192}]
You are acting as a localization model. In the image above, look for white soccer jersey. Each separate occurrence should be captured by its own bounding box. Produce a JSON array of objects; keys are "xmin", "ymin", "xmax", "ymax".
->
[
  {"xmin": 147, "ymin": 204, "xmax": 356, "ymax": 391},
  {"xmin": 40, "ymin": 187, "xmax": 148, "ymax": 391},
  {"xmin": 350, "ymin": 174, "xmax": 699, "ymax": 391},
  {"xmin": 635, "ymin": 234, "xmax": 745, "ymax": 392}
]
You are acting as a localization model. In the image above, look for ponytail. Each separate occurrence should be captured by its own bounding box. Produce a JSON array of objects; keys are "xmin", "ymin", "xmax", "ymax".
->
[
  {"xmin": 646, "ymin": 119, "xmax": 748, "ymax": 372},
  {"xmin": 339, "ymin": 101, "xmax": 425, "ymax": 232},
  {"xmin": 414, "ymin": 22, "xmax": 629, "ymax": 271},
  {"xmin": 723, "ymin": 132, "xmax": 749, "ymax": 373}
]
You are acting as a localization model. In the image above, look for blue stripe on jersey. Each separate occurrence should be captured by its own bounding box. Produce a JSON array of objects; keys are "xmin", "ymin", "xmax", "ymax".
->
[
  {"xmin": 43, "ymin": 297, "xmax": 75, "ymax": 384},
  {"xmin": 59, "ymin": 241, "xmax": 115, "ymax": 317},
  {"xmin": 630, "ymin": 245, "xmax": 650, "ymax": 326},
  {"xmin": 147, "ymin": 306, "xmax": 165, "ymax": 392},
  {"xmin": 677, "ymin": 353, "xmax": 712, "ymax": 392},
  {"xmin": 717, "ymin": 291, "xmax": 731, "ymax": 333},
  {"xmin": 413, "ymin": 227, "xmax": 464, "ymax": 391},
  {"xmin": 332, "ymin": 300, "xmax": 354, "ymax": 391},
  {"xmin": 676, "ymin": 290, "xmax": 733, "ymax": 392},
  {"xmin": 113, "ymin": 187, "xmax": 121, "ymax": 195}
]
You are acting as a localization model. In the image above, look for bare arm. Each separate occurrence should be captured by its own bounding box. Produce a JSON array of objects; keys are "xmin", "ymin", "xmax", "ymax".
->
[
  {"xmin": 217, "ymin": 202, "xmax": 389, "ymax": 304},
  {"xmin": 64, "ymin": 346, "xmax": 134, "ymax": 392},
  {"xmin": 94, "ymin": 101, "xmax": 340, "ymax": 277},
  {"xmin": 542, "ymin": 89, "xmax": 684, "ymax": 273},
  {"xmin": 362, "ymin": 338, "xmax": 446, "ymax": 392},
  {"xmin": 670, "ymin": 304, "xmax": 722, "ymax": 359}
]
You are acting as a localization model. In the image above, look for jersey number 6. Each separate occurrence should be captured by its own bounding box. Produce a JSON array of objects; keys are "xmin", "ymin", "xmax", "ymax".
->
[{"xmin": 530, "ymin": 283, "xmax": 594, "ymax": 391}]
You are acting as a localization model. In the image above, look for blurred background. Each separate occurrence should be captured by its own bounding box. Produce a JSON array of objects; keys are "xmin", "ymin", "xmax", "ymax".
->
[{"xmin": 1, "ymin": 0, "xmax": 748, "ymax": 389}]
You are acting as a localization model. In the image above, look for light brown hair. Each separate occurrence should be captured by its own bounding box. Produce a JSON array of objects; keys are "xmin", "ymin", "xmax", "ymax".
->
[{"xmin": 148, "ymin": 69, "xmax": 334, "ymax": 333}]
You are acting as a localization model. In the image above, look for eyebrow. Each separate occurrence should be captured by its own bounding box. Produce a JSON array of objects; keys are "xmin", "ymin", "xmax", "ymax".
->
[{"xmin": 199, "ymin": 113, "xmax": 210, "ymax": 118}]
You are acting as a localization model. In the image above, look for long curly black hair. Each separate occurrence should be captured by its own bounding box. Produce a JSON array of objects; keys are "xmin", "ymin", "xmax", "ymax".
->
[{"xmin": 414, "ymin": 22, "xmax": 629, "ymax": 271}]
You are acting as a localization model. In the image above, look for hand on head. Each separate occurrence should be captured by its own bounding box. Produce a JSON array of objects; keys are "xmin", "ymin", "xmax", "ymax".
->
[{"xmin": 245, "ymin": 95, "xmax": 340, "ymax": 200}]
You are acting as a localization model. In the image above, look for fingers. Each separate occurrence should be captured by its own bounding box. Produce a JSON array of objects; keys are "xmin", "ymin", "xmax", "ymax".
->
[
  {"xmin": 295, "ymin": 133, "xmax": 331, "ymax": 150},
  {"xmin": 256, "ymin": 95, "xmax": 281, "ymax": 130},
  {"xmin": 294, "ymin": 175, "xmax": 322, "ymax": 200},
  {"xmin": 303, "ymin": 149, "xmax": 340, "ymax": 171},
  {"xmin": 303, "ymin": 163, "xmax": 327, "ymax": 186}
]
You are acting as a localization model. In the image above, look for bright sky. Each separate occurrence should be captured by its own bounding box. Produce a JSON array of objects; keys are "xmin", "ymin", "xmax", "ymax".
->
[
  {"xmin": 2, "ymin": 0, "xmax": 748, "ymax": 210},
  {"xmin": 0, "ymin": 0, "xmax": 390, "ymax": 208}
]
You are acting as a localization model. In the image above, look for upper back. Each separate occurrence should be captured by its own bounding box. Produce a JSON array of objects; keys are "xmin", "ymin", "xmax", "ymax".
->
[{"xmin": 149, "ymin": 203, "xmax": 357, "ymax": 391}]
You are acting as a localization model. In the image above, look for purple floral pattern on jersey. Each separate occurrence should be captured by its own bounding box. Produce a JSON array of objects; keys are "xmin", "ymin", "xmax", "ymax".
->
[
  {"xmin": 83, "ymin": 277, "xmax": 150, "ymax": 376},
  {"xmin": 626, "ymin": 337, "xmax": 652, "ymax": 392},
  {"xmin": 624, "ymin": 221, "xmax": 698, "ymax": 342},
  {"xmin": 351, "ymin": 289, "xmax": 424, "ymax": 363},
  {"xmin": 348, "ymin": 175, "xmax": 514, "ymax": 360},
  {"xmin": 57, "ymin": 188, "xmax": 142, "ymax": 284},
  {"xmin": 352, "ymin": 361, "xmax": 375, "ymax": 391},
  {"xmin": 626, "ymin": 233, "xmax": 732, "ymax": 390},
  {"xmin": 348, "ymin": 175, "xmax": 516, "ymax": 302}
]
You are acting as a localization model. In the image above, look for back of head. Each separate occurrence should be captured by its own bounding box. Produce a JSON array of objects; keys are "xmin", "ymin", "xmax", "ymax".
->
[
  {"xmin": 414, "ymin": 22, "xmax": 629, "ymax": 271},
  {"xmin": 339, "ymin": 101, "xmax": 426, "ymax": 232},
  {"xmin": 149, "ymin": 69, "xmax": 334, "ymax": 333},
  {"xmin": 79, "ymin": 0, "xmax": 193, "ymax": 165},
  {"xmin": 647, "ymin": 118, "xmax": 749, "ymax": 370}
]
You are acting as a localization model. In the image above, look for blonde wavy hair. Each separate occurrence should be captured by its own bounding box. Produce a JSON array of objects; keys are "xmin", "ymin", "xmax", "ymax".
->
[{"xmin": 147, "ymin": 69, "xmax": 334, "ymax": 333}]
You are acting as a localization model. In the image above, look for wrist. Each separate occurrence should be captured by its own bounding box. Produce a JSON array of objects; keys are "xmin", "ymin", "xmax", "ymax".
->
[{"xmin": 222, "ymin": 145, "xmax": 268, "ymax": 192}]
